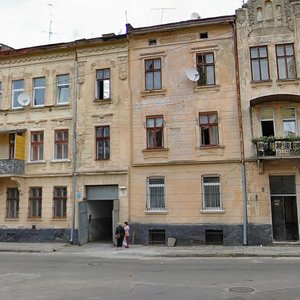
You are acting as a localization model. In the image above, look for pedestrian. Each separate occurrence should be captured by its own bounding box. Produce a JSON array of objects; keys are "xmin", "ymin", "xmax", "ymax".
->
[
  {"xmin": 123, "ymin": 221, "xmax": 130, "ymax": 249},
  {"xmin": 115, "ymin": 222, "xmax": 125, "ymax": 248}
]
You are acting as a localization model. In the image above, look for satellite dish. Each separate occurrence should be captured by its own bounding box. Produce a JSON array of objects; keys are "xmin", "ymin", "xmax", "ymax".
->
[
  {"xmin": 191, "ymin": 12, "xmax": 201, "ymax": 19},
  {"xmin": 17, "ymin": 93, "xmax": 31, "ymax": 106},
  {"xmin": 185, "ymin": 68, "xmax": 200, "ymax": 82}
]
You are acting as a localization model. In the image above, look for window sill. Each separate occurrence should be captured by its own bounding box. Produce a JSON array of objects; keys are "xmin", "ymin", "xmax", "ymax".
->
[
  {"xmin": 27, "ymin": 218, "xmax": 43, "ymax": 221},
  {"xmin": 55, "ymin": 103, "xmax": 70, "ymax": 107},
  {"xmin": 50, "ymin": 159, "xmax": 71, "ymax": 163},
  {"xmin": 201, "ymin": 209, "xmax": 225, "ymax": 214},
  {"xmin": 94, "ymin": 98, "xmax": 112, "ymax": 104},
  {"xmin": 250, "ymin": 80, "xmax": 273, "ymax": 87},
  {"xmin": 26, "ymin": 160, "xmax": 46, "ymax": 165},
  {"xmin": 142, "ymin": 148, "xmax": 169, "ymax": 153},
  {"xmin": 193, "ymin": 84, "xmax": 220, "ymax": 92},
  {"xmin": 51, "ymin": 218, "xmax": 67, "ymax": 221},
  {"xmin": 196, "ymin": 145, "xmax": 225, "ymax": 150},
  {"xmin": 141, "ymin": 89, "xmax": 167, "ymax": 97},
  {"xmin": 5, "ymin": 218, "xmax": 19, "ymax": 221},
  {"xmin": 276, "ymin": 78, "xmax": 300, "ymax": 86},
  {"xmin": 144, "ymin": 210, "xmax": 168, "ymax": 215}
]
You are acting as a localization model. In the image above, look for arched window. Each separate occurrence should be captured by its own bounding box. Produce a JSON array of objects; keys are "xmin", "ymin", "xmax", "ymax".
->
[
  {"xmin": 257, "ymin": 7, "xmax": 263, "ymax": 22},
  {"xmin": 275, "ymin": 5, "xmax": 282, "ymax": 20}
]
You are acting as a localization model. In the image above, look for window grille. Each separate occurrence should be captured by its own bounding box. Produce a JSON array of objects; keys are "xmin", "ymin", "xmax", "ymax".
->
[
  {"xmin": 149, "ymin": 229, "xmax": 165, "ymax": 245},
  {"xmin": 202, "ymin": 176, "xmax": 222, "ymax": 210},
  {"xmin": 205, "ymin": 230, "xmax": 223, "ymax": 245},
  {"xmin": 146, "ymin": 177, "xmax": 165, "ymax": 211}
]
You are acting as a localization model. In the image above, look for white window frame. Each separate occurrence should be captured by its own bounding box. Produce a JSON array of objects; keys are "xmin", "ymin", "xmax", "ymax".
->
[
  {"xmin": 260, "ymin": 108, "xmax": 276, "ymax": 137},
  {"xmin": 56, "ymin": 74, "xmax": 70, "ymax": 105},
  {"xmin": 96, "ymin": 69, "xmax": 111, "ymax": 100},
  {"xmin": 282, "ymin": 107, "xmax": 297, "ymax": 137},
  {"xmin": 33, "ymin": 77, "xmax": 46, "ymax": 107},
  {"xmin": 202, "ymin": 175, "xmax": 222, "ymax": 211},
  {"xmin": 11, "ymin": 79, "xmax": 24, "ymax": 109},
  {"xmin": 146, "ymin": 177, "xmax": 166, "ymax": 212}
]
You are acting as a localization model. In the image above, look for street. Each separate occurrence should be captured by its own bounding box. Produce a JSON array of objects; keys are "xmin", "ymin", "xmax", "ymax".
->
[{"xmin": 0, "ymin": 252, "xmax": 300, "ymax": 300}]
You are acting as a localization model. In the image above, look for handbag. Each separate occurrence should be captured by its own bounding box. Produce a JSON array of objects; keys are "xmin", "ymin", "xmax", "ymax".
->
[{"xmin": 115, "ymin": 234, "xmax": 120, "ymax": 238}]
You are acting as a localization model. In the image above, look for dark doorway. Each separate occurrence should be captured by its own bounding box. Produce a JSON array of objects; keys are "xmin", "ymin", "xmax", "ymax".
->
[{"xmin": 270, "ymin": 176, "xmax": 299, "ymax": 241}]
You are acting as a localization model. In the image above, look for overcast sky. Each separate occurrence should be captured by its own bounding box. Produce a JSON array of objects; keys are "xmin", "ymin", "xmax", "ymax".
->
[{"xmin": 0, "ymin": 0, "xmax": 243, "ymax": 49}]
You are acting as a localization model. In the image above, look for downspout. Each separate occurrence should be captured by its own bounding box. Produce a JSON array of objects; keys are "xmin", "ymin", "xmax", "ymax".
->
[
  {"xmin": 231, "ymin": 21, "xmax": 248, "ymax": 245},
  {"xmin": 70, "ymin": 46, "xmax": 78, "ymax": 244}
]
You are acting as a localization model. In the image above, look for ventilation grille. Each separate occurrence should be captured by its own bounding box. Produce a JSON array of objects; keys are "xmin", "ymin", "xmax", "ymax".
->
[{"xmin": 149, "ymin": 229, "xmax": 165, "ymax": 245}]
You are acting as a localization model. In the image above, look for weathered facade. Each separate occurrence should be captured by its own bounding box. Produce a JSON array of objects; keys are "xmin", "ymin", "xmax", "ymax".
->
[
  {"xmin": 237, "ymin": 0, "xmax": 300, "ymax": 244},
  {"xmin": 0, "ymin": 36, "xmax": 130, "ymax": 243},
  {"xmin": 126, "ymin": 17, "xmax": 247, "ymax": 246}
]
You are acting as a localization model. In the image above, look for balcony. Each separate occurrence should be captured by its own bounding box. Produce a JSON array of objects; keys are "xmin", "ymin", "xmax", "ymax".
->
[
  {"xmin": 253, "ymin": 137, "xmax": 300, "ymax": 159},
  {"xmin": 0, "ymin": 159, "xmax": 25, "ymax": 175}
]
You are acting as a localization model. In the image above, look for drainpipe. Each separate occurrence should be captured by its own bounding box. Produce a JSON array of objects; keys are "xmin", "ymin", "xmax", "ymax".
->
[
  {"xmin": 70, "ymin": 47, "xmax": 78, "ymax": 244},
  {"xmin": 231, "ymin": 21, "xmax": 248, "ymax": 245}
]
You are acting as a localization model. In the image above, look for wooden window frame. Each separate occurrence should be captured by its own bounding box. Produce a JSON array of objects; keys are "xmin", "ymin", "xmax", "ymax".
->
[
  {"xmin": 28, "ymin": 187, "xmax": 42, "ymax": 219},
  {"xmin": 146, "ymin": 115, "xmax": 164, "ymax": 149},
  {"xmin": 199, "ymin": 112, "xmax": 219, "ymax": 146},
  {"xmin": 145, "ymin": 58, "xmax": 162, "ymax": 91},
  {"xmin": 95, "ymin": 126, "xmax": 110, "ymax": 160},
  {"xmin": 54, "ymin": 129, "xmax": 69, "ymax": 160},
  {"xmin": 30, "ymin": 131, "xmax": 44, "ymax": 161},
  {"xmin": 6, "ymin": 188, "xmax": 19, "ymax": 219},
  {"xmin": 276, "ymin": 43, "xmax": 297, "ymax": 80},
  {"xmin": 250, "ymin": 46, "xmax": 270, "ymax": 81},
  {"xmin": 53, "ymin": 186, "xmax": 67, "ymax": 219},
  {"xmin": 196, "ymin": 53, "xmax": 215, "ymax": 86}
]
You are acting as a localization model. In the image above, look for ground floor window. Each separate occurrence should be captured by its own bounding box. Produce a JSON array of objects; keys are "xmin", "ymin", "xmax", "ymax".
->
[
  {"xmin": 146, "ymin": 177, "xmax": 165, "ymax": 211},
  {"xmin": 6, "ymin": 188, "xmax": 19, "ymax": 218},
  {"xmin": 53, "ymin": 187, "xmax": 67, "ymax": 218},
  {"xmin": 202, "ymin": 176, "xmax": 222, "ymax": 210},
  {"xmin": 28, "ymin": 187, "xmax": 42, "ymax": 218}
]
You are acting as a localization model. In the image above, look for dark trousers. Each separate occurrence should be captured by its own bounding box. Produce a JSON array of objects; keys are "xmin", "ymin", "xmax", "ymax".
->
[{"xmin": 116, "ymin": 236, "xmax": 124, "ymax": 247}]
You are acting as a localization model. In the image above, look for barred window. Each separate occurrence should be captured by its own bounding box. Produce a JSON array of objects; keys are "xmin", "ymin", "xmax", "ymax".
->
[
  {"xmin": 53, "ymin": 187, "xmax": 67, "ymax": 218},
  {"xmin": 146, "ymin": 177, "xmax": 165, "ymax": 211},
  {"xmin": 202, "ymin": 176, "xmax": 222, "ymax": 210},
  {"xmin": 6, "ymin": 188, "xmax": 19, "ymax": 219},
  {"xmin": 28, "ymin": 187, "xmax": 42, "ymax": 218}
]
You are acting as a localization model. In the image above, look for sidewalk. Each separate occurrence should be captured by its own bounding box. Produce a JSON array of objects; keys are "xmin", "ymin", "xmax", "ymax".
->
[{"xmin": 0, "ymin": 242, "xmax": 300, "ymax": 258}]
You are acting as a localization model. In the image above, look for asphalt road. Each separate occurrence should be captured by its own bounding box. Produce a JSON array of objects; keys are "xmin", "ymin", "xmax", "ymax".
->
[{"xmin": 0, "ymin": 252, "xmax": 300, "ymax": 300}]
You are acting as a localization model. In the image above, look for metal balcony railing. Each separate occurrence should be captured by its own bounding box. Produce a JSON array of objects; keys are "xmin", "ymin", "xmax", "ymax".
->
[
  {"xmin": 0, "ymin": 159, "xmax": 25, "ymax": 175},
  {"xmin": 253, "ymin": 138, "xmax": 300, "ymax": 158}
]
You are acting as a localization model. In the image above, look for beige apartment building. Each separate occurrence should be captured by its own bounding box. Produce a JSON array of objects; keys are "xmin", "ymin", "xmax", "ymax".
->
[
  {"xmin": 237, "ymin": 0, "xmax": 300, "ymax": 244},
  {"xmin": 0, "ymin": 36, "xmax": 130, "ymax": 244},
  {"xmin": 126, "ymin": 17, "xmax": 247, "ymax": 246}
]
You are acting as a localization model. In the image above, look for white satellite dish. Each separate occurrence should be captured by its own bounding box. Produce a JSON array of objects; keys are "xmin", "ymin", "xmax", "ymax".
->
[
  {"xmin": 17, "ymin": 93, "xmax": 31, "ymax": 106},
  {"xmin": 185, "ymin": 68, "xmax": 200, "ymax": 82},
  {"xmin": 191, "ymin": 12, "xmax": 201, "ymax": 19}
]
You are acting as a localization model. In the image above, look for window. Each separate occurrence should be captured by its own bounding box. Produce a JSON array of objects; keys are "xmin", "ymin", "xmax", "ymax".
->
[
  {"xmin": 33, "ymin": 77, "xmax": 45, "ymax": 106},
  {"xmin": 196, "ymin": 53, "xmax": 215, "ymax": 86},
  {"xmin": 202, "ymin": 176, "xmax": 222, "ymax": 210},
  {"xmin": 146, "ymin": 177, "xmax": 165, "ymax": 211},
  {"xmin": 28, "ymin": 187, "xmax": 42, "ymax": 218},
  {"xmin": 261, "ymin": 108, "xmax": 275, "ymax": 137},
  {"xmin": 199, "ymin": 112, "xmax": 219, "ymax": 146},
  {"xmin": 12, "ymin": 79, "xmax": 24, "ymax": 109},
  {"xmin": 30, "ymin": 131, "xmax": 44, "ymax": 161},
  {"xmin": 96, "ymin": 126, "xmax": 110, "ymax": 160},
  {"xmin": 56, "ymin": 74, "xmax": 70, "ymax": 104},
  {"xmin": 96, "ymin": 69, "xmax": 110, "ymax": 100},
  {"xmin": 0, "ymin": 82, "xmax": 2, "ymax": 105},
  {"xmin": 53, "ymin": 187, "xmax": 67, "ymax": 218},
  {"xmin": 6, "ymin": 188, "xmax": 19, "ymax": 219},
  {"xmin": 282, "ymin": 108, "xmax": 297, "ymax": 137},
  {"xmin": 146, "ymin": 116, "xmax": 164, "ymax": 149},
  {"xmin": 9, "ymin": 133, "xmax": 15, "ymax": 159},
  {"xmin": 200, "ymin": 32, "xmax": 208, "ymax": 39},
  {"xmin": 145, "ymin": 58, "xmax": 162, "ymax": 90},
  {"xmin": 250, "ymin": 46, "xmax": 269, "ymax": 81},
  {"xmin": 54, "ymin": 130, "xmax": 68, "ymax": 160},
  {"xmin": 276, "ymin": 44, "xmax": 297, "ymax": 80}
]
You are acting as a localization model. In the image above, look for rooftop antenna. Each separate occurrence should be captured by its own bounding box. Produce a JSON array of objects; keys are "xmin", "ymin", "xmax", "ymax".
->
[
  {"xmin": 151, "ymin": 7, "xmax": 176, "ymax": 24},
  {"xmin": 43, "ymin": 3, "xmax": 57, "ymax": 43}
]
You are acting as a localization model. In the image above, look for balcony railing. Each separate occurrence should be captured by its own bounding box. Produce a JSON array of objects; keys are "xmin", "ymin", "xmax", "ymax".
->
[
  {"xmin": 0, "ymin": 159, "xmax": 25, "ymax": 175},
  {"xmin": 253, "ymin": 138, "xmax": 300, "ymax": 158}
]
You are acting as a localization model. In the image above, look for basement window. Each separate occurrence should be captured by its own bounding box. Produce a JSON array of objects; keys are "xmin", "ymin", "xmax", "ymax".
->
[
  {"xmin": 149, "ymin": 229, "xmax": 165, "ymax": 245},
  {"xmin": 205, "ymin": 229, "xmax": 223, "ymax": 245}
]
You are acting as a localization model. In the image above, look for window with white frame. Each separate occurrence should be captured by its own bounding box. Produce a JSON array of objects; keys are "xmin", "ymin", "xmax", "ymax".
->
[
  {"xmin": 6, "ymin": 188, "xmax": 19, "ymax": 219},
  {"xmin": 28, "ymin": 187, "xmax": 42, "ymax": 218},
  {"xmin": 261, "ymin": 108, "xmax": 275, "ymax": 137},
  {"xmin": 96, "ymin": 69, "xmax": 110, "ymax": 100},
  {"xmin": 33, "ymin": 77, "xmax": 45, "ymax": 106},
  {"xmin": 12, "ymin": 79, "xmax": 24, "ymax": 109},
  {"xmin": 146, "ymin": 177, "xmax": 165, "ymax": 211},
  {"xmin": 282, "ymin": 107, "xmax": 297, "ymax": 137},
  {"xmin": 202, "ymin": 176, "xmax": 222, "ymax": 210},
  {"xmin": 53, "ymin": 187, "xmax": 67, "ymax": 218},
  {"xmin": 54, "ymin": 129, "xmax": 68, "ymax": 160},
  {"xmin": 30, "ymin": 131, "xmax": 44, "ymax": 161},
  {"xmin": 56, "ymin": 74, "xmax": 70, "ymax": 104}
]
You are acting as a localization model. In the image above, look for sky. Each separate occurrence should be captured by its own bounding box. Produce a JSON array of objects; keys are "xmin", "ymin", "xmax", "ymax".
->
[{"xmin": 0, "ymin": 0, "xmax": 243, "ymax": 49}]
